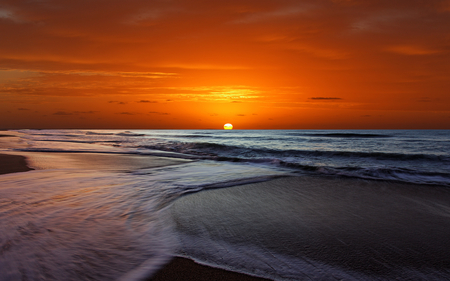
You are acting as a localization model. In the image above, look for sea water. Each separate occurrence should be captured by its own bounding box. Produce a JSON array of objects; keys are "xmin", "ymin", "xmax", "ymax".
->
[
  {"xmin": 1, "ymin": 129, "xmax": 450, "ymax": 280},
  {"xmin": 12, "ymin": 129, "xmax": 450, "ymax": 185}
]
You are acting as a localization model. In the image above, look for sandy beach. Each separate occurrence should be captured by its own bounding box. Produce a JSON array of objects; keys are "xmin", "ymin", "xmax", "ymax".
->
[{"xmin": 1, "ymin": 130, "xmax": 450, "ymax": 280}]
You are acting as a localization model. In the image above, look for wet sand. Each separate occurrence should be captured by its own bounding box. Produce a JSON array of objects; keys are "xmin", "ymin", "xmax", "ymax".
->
[
  {"xmin": 4, "ymin": 150, "xmax": 450, "ymax": 280},
  {"xmin": 0, "ymin": 152, "xmax": 269, "ymax": 281},
  {"xmin": 0, "ymin": 153, "xmax": 34, "ymax": 174},
  {"xmin": 169, "ymin": 176, "xmax": 450, "ymax": 280},
  {"xmin": 5, "ymin": 151, "xmax": 193, "ymax": 171},
  {"xmin": 150, "ymin": 257, "xmax": 271, "ymax": 281}
]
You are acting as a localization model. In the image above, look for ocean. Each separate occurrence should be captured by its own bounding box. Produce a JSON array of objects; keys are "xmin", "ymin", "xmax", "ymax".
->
[{"xmin": 1, "ymin": 129, "xmax": 450, "ymax": 280}]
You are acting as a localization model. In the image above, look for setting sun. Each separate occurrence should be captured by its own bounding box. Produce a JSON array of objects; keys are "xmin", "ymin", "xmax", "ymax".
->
[{"xmin": 224, "ymin": 123, "xmax": 233, "ymax": 130}]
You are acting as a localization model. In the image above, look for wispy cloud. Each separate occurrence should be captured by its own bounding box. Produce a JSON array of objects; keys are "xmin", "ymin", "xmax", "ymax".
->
[
  {"xmin": 53, "ymin": 110, "xmax": 98, "ymax": 116},
  {"xmin": 309, "ymin": 97, "xmax": 342, "ymax": 100},
  {"xmin": 0, "ymin": 9, "xmax": 22, "ymax": 23},
  {"xmin": 148, "ymin": 111, "xmax": 170, "ymax": 115},
  {"xmin": 116, "ymin": 112, "xmax": 137, "ymax": 115},
  {"xmin": 232, "ymin": 4, "xmax": 313, "ymax": 24},
  {"xmin": 385, "ymin": 45, "xmax": 443, "ymax": 55},
  {"xmin": 53, "ymin": 111, "xmax": 73, "ymax": 116}
]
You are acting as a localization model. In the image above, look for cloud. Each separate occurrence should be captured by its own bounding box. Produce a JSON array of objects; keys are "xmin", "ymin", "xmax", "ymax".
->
[
  {"xmin": 109, "ymin": 101, "xmax": 128, "ymax": 104},
  {"xmin": 74, "ymin": 111, "xmax": 98, "ymax": 114},
  {"xmin": 309, "ymin": 97, "xmax": 342, "ymax": 100},
  {"xmin": 116, "ymin": 112, "xmax": 136, "ymax": 115},
  {"xmin": 136, "ymin": 100, "xmax": 157, "ymax": 103},
  {"xmin": 385, "ymin": 45, "xmax": 442, "ymax": 55},
  {"xmin": 236, "ymin": 114, "xmax": 246, "ymax": 116},
  {"xmin": 231, "ymin": 4, "xmax": 313, "ymax": 24},
  {"xmin": 0, "ymin": 9, "xmax": 22, "ymax": 23},
  {"xmin": 53, "ymin": 111, "xmax": 73, "ymax": 116},
  {"xmin": 351, "ymin": 11, "xmax": 415, "ymax": 32},
  {"xmin": 148, "ymin": 111, "xmax": 170, "ymax": 115},
  {"xmin": 17, "ymin": 108, "xmax": 30, "ymax": 110},
  {"xmin": 24, "ymin": 70, "xmax": 176, "ymax": 78},
  {"xmin": 53, "ymin": 110, "xmax": 98, "ymax": 116}
]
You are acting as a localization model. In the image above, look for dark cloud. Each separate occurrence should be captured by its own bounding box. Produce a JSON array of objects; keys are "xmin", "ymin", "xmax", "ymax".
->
[
  {"xmin": 53, "ymin": 111, "xmax": 73, "ymax": 116},
  {"xmin": 17, "ymin": 108, "xmax": 30, "ymax": 110},
  {"xmin": 76, "ymin": 111, "xmax": 98, "ymax": 114},
  {"xmin": 148, "ymin": 111, "xmax": 170, "ymax": 115},
  {"xmin": 108, "ymin": 101, "xmax": 127, "ymax": 104},
  {"xmin": 53, "ymin": 110, "xmax": 98, "ymax": 115},
  {"xmin": 116, "ymin": 112, "xmax": 135, "ymax": 115},
  {"xmin": 236, "ymin": 114, "xmax": 246, "ymax": 116},
  {"xmin": 136, "ymin": 100, "xmax": 157, "ymax": 103},
  {"xmin": 309, "ymin": 97, "xmax": 342, "ymax": 100}
]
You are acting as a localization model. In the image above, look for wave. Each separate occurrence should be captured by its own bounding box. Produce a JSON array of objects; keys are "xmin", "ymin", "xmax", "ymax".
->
[
  {"xmin": 37, "ymin": 139, "xmax": 99, "ymax": 144},
  {"xmin": 279, "ymin": 162, "xmax": 450, "ymax": 186},
  {"xmin": 162, "ymin": 134, "xmax": 213, "ymax": 138},
  {"xmin": 85, "ymin": 131, "xmax": 115, "ymax": 136},
  {"xmin": 115, "ymin": 131, "xmax": 147, "ymax": 137},
  {"xmin": 137, "ymin": 141, "xmax": 450, "ymax": 163},
  {"xmin": 37, "ymin": 139, "xmax": 123, "ymax": 144},
  {"xmin": 307, "ymin": 133, "xmax": 392, "ymax": 138}
]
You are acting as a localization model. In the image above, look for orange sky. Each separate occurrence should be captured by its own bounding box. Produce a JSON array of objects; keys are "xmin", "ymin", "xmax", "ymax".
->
[{"xmin": 1, "ymin": 0, "xmax": 449, "ymax": 129}]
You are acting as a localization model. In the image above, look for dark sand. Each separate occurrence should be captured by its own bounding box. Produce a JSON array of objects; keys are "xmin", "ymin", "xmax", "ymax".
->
[
  {"xmin": 0, "ymin": 152, "xmax": 270, "ymax": 281},
  {"xmin": 169, "ymin": 176, "xmax": 450, "ymax": 280},
  {"xmin": 150, "ymin": 257, "xmax": 271, "ymax": 281},
  {"xmin": 0, "ymin": 153, "xmax": 34, "ymax": 174}
]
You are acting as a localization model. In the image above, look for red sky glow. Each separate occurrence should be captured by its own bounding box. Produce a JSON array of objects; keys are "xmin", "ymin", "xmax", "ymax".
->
[{"xmin": 1, "ymin": 0, "xmax": 450, "ymax": 129}]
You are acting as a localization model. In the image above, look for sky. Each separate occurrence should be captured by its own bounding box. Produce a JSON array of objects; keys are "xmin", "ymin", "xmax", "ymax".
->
[{"xmin": 1, "ymin": 0, "xmax": 450, "ymax": 129}]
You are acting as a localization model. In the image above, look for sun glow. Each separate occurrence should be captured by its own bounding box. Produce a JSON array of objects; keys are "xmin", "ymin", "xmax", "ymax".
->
[{"xmin": 224, "ymin": 123, "xmax": 233, "ymax": 130}]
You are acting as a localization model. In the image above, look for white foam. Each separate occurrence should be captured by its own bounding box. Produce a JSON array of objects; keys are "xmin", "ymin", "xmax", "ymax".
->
[{"xmin": 0, "ymin": 170, "xmax": 177, "ymax": 281}]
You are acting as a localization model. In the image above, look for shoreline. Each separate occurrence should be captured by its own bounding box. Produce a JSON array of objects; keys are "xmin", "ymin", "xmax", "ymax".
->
[
  {"xmin": 0, "ymin": 152, "xmax": 272, "ymax": 281},
  {"xmin": 3, "ymin": 150, "xmax": 450, "ymax": 280}
]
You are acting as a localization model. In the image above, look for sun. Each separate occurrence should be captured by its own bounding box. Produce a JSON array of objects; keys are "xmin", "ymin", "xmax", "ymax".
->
[{"xmin": 224, "ymin": 123, "xmax": 233, "ymax": 130}]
